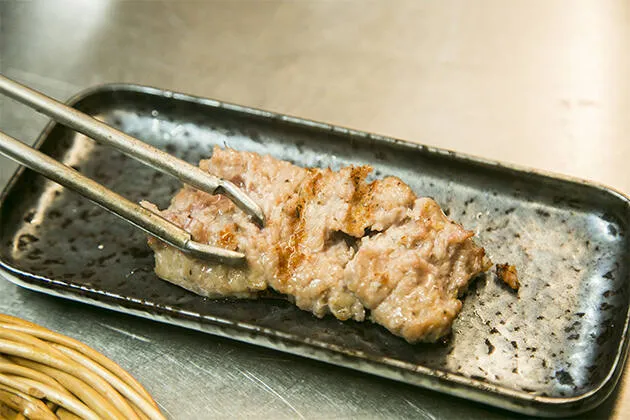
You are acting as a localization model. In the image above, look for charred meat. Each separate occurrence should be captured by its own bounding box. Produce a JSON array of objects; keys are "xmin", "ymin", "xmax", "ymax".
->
[{"xmin": 143, "ymin": 147, "xmax": 491, "ymax": 343}]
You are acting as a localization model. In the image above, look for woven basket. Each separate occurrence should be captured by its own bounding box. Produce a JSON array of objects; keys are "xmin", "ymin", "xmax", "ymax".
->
[{"xmin": 0, "ymin": 313, "xmax": 165, "ymax": 420}]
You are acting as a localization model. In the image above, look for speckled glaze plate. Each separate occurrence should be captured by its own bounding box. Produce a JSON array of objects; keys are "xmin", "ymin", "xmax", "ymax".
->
[{"xmin": 1, "ymin": 84, "xmax": 628, "ymax": 417}]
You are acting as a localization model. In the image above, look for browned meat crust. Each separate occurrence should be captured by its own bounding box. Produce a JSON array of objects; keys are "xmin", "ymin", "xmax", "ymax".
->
[
  {"xmin": 143, "ymin": 147, "xmax": 492, "ymax": 343},
  {"xmin": 496, "ymin": 263, "xmax": 520, "ymax": 291}
]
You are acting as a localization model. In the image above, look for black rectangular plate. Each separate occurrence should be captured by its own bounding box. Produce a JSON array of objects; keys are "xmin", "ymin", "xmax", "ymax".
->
[{"xmin": 1, "ymin": 84, "xmax": 629, "ymax": 417}]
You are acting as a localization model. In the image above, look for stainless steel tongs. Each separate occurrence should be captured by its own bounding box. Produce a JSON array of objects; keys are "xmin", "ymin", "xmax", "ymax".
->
[{"xmin": 0, "ymin": 74, "xmax": 265, "ymax": 265}]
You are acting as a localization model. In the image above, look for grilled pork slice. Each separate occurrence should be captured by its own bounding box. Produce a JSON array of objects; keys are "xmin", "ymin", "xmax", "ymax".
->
[{"xmin": 143, "ymin": 147, "xmax": 491, "ymax": 343}]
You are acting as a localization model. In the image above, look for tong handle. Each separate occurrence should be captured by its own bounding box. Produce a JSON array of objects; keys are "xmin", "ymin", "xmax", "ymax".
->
[
  {"xmin": 0, "ymin": 130, "xmax": 245, "ymax": 265},
  {"xmin": 0, "ymin": 74, "xmax": 264, "ymax": 227}
]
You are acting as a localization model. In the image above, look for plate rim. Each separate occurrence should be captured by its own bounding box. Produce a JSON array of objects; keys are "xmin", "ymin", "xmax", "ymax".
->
[{"xmin": 1, "ymin": 82, "xmax": 629, "ymax": 417}]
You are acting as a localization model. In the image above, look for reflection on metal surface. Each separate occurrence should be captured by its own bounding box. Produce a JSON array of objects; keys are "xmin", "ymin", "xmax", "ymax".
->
[{"xmin": 1, "ymin": 1, "xmax": 629, "ymax": 418}]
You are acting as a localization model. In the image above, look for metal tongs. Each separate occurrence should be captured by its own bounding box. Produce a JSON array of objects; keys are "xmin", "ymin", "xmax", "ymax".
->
[{"xmin": 0, "ymin": 74, "xmax": 265, "ymax": 265}]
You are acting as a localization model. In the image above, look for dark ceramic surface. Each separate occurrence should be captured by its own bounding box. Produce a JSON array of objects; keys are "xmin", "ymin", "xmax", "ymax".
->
[{"xmin": 1, "ymin": 85, "xmax": 628, "ymax": 416}]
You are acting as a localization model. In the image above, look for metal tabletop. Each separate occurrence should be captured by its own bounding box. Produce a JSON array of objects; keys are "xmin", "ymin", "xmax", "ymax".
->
[{"xmin": 1, "ymin": 1, "xmax": 629, "ymax": 418}]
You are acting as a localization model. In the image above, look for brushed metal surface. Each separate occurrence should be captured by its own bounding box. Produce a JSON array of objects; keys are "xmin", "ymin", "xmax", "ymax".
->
[{"xmin": 1, "ymin": 0, "xmax": 630, "ymax": 418}]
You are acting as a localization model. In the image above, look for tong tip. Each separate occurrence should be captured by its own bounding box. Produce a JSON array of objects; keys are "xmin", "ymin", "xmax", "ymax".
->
[
  {"xmin": 185, "ymin": 241, "xmax": 246, "ymax": 265},
  {"xmin": 217, "ymin": 181, "xmax": 266, "ymax": 228}
]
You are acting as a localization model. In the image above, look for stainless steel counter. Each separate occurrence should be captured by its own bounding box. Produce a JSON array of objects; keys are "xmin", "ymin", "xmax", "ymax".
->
[{"xmin": 1, "ymin": 1, "xmax": 629, "ymax": 418}]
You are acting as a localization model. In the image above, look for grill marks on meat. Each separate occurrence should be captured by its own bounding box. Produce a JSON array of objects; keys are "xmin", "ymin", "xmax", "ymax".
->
[
  {"xmin": 344, "ymin": 170, "xmax": 416, "ymax": 236},
  {"xmin": 345, "ymin": 199, "xmax": 488, "ymax": 342},
  {"xmin": 273, "ymin": 167, "xmax": 366, "ymax": 321},
  {"xmin": 144, "ymin": 147, "xmax": 490, "ymax": 342},
  {"xmin": 344, "ymin": 166, "xmax": 374, "ymax": 237}
]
